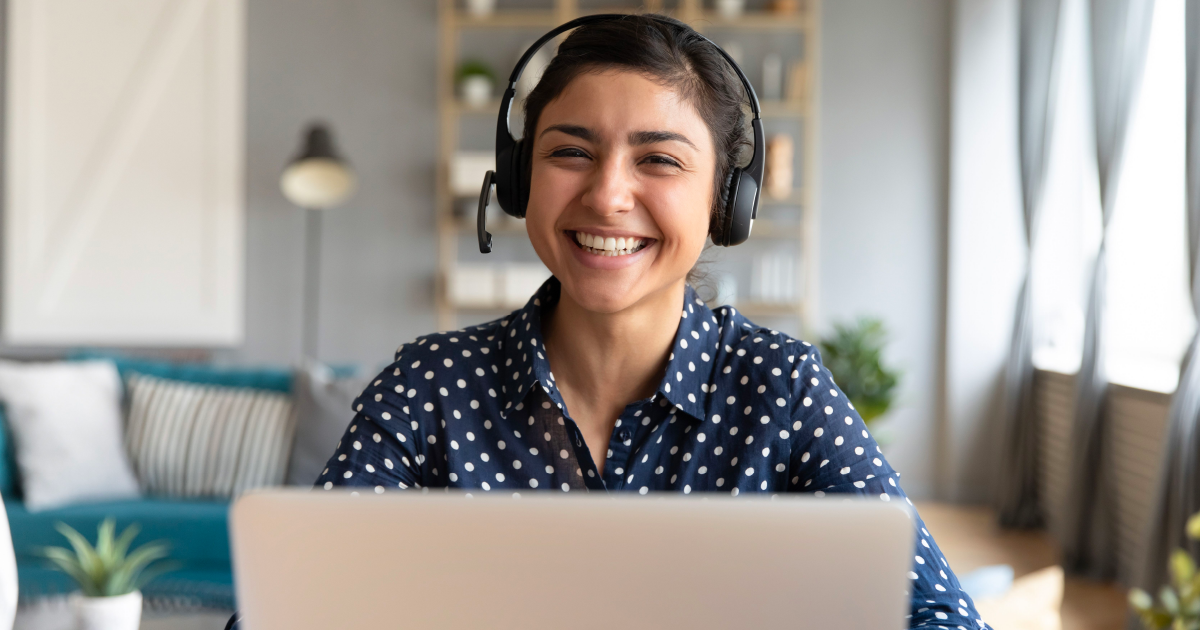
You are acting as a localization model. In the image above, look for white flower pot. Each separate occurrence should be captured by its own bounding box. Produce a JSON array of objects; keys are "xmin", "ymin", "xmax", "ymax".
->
[
  {"xmin": 69, "ymin": 590, "xmax": 142, "ymax": 630},
  {"xmin": 460, "ymin": 75, "xmax": 493, "ymax": 108}
]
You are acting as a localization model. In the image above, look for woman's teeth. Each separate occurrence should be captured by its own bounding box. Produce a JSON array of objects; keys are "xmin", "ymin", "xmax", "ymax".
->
[{"xmin": 573, "ymin": 231, "xmax": 647, "ymax": 256}]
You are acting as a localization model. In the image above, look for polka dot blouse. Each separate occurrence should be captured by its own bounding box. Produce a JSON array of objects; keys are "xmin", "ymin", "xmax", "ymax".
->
[{"xmin": 318, "ymin": 278, "xmax": 992, "ymax": 629}]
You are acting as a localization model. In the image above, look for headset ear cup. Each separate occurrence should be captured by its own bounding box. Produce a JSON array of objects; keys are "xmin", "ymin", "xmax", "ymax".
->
[
  {"xmin": 712, "ymin": 167, "xmax": 738, "ymax": 246},
  {"xmin": 515, "ymin": 138, "xmax": 532, "ymax": 218},
  {"xmin": 717, "ymin": 167, "xmax": 742, "ymax": 247},
  {"xmin": 725, "ymin": 170, "xmax": 759, "ymax": 246},
  {"xmin": 507, "ymin": 139, "xmax": 527, "ymax": 219}
]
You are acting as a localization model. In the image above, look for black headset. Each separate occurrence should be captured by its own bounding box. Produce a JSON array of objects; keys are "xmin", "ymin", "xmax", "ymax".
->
[{"xmin": 477, "ymin": 13, "xmax": 764, "ymax": 254}]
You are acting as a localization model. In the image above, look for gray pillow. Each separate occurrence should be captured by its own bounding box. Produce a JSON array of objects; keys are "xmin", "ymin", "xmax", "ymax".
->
[{"xmin": 287, "ymin": 362, "xmax": 369, "ymax": 486}]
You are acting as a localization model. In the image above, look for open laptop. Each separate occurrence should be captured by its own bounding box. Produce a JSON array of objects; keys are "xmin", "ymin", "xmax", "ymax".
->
[{"xmin": 230, "ymin": 490, "xmax": 915, "ymax": 629}]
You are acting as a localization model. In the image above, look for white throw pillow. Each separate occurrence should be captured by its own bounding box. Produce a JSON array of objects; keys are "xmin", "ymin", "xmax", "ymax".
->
[{"xmin": 0, "ymin": 360, "xmax": 139, "ymax": 511}]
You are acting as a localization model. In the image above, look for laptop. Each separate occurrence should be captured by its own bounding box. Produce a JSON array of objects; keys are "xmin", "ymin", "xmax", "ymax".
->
[{"xmin": 230, "ymin": 490, "xmax": 915, "ymax": 629}]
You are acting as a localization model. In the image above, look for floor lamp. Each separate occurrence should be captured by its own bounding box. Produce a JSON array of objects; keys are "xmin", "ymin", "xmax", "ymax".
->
[{"xmin": 280, "ymin": 123, "xmax": 356, "ymax": 360}]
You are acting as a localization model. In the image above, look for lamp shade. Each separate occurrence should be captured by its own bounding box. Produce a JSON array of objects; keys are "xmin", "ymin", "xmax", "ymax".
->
[{"xmin": 280, "ymin": 124, "xmax": 356, "ymax": 210}]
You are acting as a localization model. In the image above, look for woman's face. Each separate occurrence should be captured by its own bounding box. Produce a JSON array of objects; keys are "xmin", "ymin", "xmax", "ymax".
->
[{"xmin": 525, "ymin": 69, "xmax": 716, "ymax": 315}]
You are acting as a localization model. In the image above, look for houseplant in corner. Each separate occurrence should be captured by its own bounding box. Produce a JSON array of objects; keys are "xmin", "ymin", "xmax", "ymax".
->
[
  {"xmin": 42, "ymin": 518, "xmax": 176, "ymax": 630},
  {"xmin": 1130, "ymin": 511, "xmax": 1200, "ymax": 628},
  {"xmin": 819, "ymin": 317, "xmax": 901, "ymax": 442}
]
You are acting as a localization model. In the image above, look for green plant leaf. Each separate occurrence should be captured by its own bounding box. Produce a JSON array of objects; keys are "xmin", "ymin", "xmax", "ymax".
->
[
  {"xmin": 1173, "ymin": 550, "xmax": 1197, "ymax": 588},
  {"xmin": 818, "ymin": 317, "xmax": 901, "ymax": 428},
  {"xmin": 1164, "ymin": 586, "xmax": 1182, "ymax": 615},
  {"xmin": 104, "ymin": 542, "xmax": 171, "ymax": 597},
  {"xmin": 1132, "ymin": 588, "xmax": 1155, "ymax": 611},
  {"xmin": 46, "ymin": 520, "xmax": 176, "ymax": 597},
  {"xmin": 112, "ymin": 523, "xmax": 140, "ymax": 562},
  {"xmin": 53, "ymin": 522, "xmax": 105, "ymax": 589},
  {"xmin": 130, "ymin": 561, "xmax": 181, "ymax": 592},
  {"xmin": 41, "ymin": 547, "xmax": 99, "ymax": 596},
  {"xmin": 456, "ymin": 59, "xmax": 496, "ymax": 82},
  {"xmin": 94, "ymin": 518, "xmax": 115, "ymax": 562},
  {"xmin": 1188, "ymin": 512, "xmax": 1200, "ymax": 540}
]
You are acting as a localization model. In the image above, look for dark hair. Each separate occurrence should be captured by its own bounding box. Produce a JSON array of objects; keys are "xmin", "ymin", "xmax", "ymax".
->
[{"xmin": 521, "ymin": 14, "xmax": 752, "ymax": 243}]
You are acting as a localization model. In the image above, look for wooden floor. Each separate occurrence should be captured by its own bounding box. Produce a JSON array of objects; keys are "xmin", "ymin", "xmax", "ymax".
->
[{"xmin": 917, "ymin": 502, "xmax": 1129, "ymax": 630}]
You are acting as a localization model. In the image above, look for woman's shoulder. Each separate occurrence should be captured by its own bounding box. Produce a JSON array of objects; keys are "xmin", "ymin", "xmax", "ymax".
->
[
  {"xmin": 707, "ymin": 304, "xmax": 820, "ymax": 374},
  {"xmin": 349, "ymin": 314, "xmax": 520, "ymax": 429},
  {"xmin": 388, "ymin": 315, "xmax": 515, "ymax": 376}
]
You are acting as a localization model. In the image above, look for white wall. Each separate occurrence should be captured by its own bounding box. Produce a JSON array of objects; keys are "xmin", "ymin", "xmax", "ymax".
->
[
  {"xmin": 216, "ymin": 0, "xmax": 440, "ymax": 368},
  {"xmin": 944, "ymin": 0, "xmax": 1025, "ymax": 503},
  {"xmin": 819, "ymin": 0, "xmax": 953, "ymax": 500}
]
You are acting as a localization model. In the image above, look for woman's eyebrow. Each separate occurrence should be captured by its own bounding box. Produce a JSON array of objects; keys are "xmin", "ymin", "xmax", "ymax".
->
[
  {"xmin": 629, "ymin": 130, "xmax": 697, "ymax": 150},
  {"xmin": 539, "ymin": 124, "xmax": 594, "ymax": 142}
]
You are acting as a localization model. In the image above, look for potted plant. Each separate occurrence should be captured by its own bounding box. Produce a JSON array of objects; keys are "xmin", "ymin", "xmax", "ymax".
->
[
  {"xmin": 457, "ymin": 60, "xmax": 496, "ymax": 109},
  {"xmin": 1130, "ymin": 511, "xmax": 1200, "ymax": 628},
  {"xmin": 819, "ymin": 318, "xmax": 901, "ymax": 435},
  {"xmin": 41, "ymin": 518, "xmax": 176, "ymax": 630}
]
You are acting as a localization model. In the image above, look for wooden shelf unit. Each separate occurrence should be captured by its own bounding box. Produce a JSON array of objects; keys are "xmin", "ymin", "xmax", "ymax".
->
[{"xmin": 436, "ymin": 0, "xmax": 820, "ymax": 335}]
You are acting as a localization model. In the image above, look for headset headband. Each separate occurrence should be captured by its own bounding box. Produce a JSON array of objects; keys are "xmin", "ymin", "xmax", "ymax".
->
[
  {"xmin": 497, "ymin": 13, "xmax": 762, "ymax": 147},
  {"xmin": 479, "ymin": 13, "xmax": 765, "ymax": 253}
]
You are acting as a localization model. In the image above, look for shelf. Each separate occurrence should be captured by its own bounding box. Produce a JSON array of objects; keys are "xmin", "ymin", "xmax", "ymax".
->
[
  {"xmin": 453, "ymin": 10, "xmax": 561, "ymax": 29},
  {"xmin": 749, "ymin": 220, "xmax": 802, "ymax": 239},
  {"xmin": 451, "ymin": 99, "xmax": 503, "ymax": 116},
  {"xmin": 451, "ymin": 217, "xmax": 527, "ymax": 235},
  {"xmin": 452, "ymin": 6, "xmax": 654, "ymax": 29},
  {"xmin": 760, "ymin": 100, "xmax": 806, "ymax": 118},
  {"xmin": 759, "ymin": 190, "xmax": 804, "ymax": 206},
  {"xmin": 693, "ymin": 11, "xmax": 808, "ymax": 30}
]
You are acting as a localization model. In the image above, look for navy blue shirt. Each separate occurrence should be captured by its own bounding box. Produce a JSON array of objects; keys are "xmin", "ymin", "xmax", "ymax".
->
[{"xmin": 319, "ymin": 278, "xmax": 992, "ymax": 629}]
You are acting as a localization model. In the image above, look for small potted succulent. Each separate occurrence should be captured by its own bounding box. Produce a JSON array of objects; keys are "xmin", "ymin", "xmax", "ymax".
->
[
  {"xmin": 457, "ymin": 60, "xmax": 497, "ymax": 109},
  {"xmin": 819, "ymin": 318, "xmax": 901, "ymax": 436},
  {"xmin": 42, "ymin": 518, "xmax": 176, "ymax": 630}
]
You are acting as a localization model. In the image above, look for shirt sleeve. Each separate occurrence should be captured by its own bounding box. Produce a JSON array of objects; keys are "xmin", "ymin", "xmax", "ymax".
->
[
  {"xmin": 315, "ymin": 357, "xmax": 424, "ymax": 492},
  {"xmin": 786, "ymin": 345, "xmax": 992, "ymax": 630}
]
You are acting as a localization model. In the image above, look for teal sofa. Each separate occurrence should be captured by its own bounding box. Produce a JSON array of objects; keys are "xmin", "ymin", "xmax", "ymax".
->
[{"xmin": 2, "ymin": 354, "xmax": 295, "ymax": 610}]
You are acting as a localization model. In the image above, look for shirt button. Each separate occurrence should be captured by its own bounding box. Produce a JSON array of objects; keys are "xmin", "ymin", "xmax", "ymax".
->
[{"xmin": 618, "ymin": 428, "xmax": 632, "ymax": 442}]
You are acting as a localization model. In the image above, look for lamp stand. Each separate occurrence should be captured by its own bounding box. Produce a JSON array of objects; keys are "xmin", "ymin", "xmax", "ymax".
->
[{"xmin": 301, "ymin": 208, "xmax": 322, "ymax": 361}]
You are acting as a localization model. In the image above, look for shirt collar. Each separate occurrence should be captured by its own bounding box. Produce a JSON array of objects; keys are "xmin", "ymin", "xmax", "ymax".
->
[{"xmin": 500, "ymin": 277, "xmax": 720, "ymax": 423}]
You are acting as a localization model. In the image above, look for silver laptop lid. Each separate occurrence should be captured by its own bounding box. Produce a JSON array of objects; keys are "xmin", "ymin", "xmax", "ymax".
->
[{"xmin": 231, "ymin": 490, "xmax": 914, "ymax": 630}]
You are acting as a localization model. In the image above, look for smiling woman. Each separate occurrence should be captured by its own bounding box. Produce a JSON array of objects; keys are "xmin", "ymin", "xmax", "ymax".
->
[{"xmin": 310, "ymin": 14, "xmax": 992, "ymax": 630}]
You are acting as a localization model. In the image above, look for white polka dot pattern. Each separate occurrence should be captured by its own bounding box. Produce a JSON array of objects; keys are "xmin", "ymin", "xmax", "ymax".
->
[{"xmin": 315, "ymin": 278, "xmax": 991, "ymax": 629}]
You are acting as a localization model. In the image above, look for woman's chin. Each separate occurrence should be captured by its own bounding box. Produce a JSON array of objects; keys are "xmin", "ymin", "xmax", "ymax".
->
[{"xmin": 559, "ymin": 275, "xmax": 644, "ymax": 314}]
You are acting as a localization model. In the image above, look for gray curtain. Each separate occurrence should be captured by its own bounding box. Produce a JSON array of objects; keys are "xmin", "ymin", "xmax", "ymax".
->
[
  {"xmin": 1063, "ymin": 0, "xmax": 1156, "ymax": 578},
  {"xmin": 1136, "ymin": 0, "xmax": 1200, "ymax": 602},
  {"xmin": 997, "ymin": 0, "xmax": 1063, "ymax": 530}
]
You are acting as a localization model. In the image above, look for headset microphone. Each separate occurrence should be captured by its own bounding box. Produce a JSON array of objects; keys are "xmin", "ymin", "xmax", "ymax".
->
[{"xmin": 478, "ymin": 13, "xmax": 763, "ymax": 253}]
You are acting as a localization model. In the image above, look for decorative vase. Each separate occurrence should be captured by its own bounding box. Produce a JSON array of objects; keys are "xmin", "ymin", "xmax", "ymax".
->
[
  {"xmin": 465, "ymin": 0, "xmax": 495, "ymax": 18},
  {"xmin": 70, "ymin": 590, "xmax": 142, "ymax": 630},
  {"xmin": 715, "ymin": 0, "xmax": 745, "ymax": 19},
  {"xmin": 460, "ymin": 75, "xmax": 493, "ymax": 108}
]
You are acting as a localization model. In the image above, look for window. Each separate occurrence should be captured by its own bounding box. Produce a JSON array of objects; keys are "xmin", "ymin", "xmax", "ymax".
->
[
  {"xmin": 1033, "ymin": 0, "xmax": 1194, "ymax": 394},
  {"xmin": 1103, "ymin": 0, "xmax": 1194, "ymax": 392}
]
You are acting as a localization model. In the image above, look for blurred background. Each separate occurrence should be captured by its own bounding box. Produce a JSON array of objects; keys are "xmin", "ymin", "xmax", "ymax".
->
[{"xmin": 0, "ymin": 0, "xmax": 1193, "ymax": 628}]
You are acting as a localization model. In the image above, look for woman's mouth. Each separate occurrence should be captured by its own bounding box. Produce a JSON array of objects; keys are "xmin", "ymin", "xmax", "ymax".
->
[{"xmin": 570, "ymin": 230, "xmax": 651, "ymax": 257}]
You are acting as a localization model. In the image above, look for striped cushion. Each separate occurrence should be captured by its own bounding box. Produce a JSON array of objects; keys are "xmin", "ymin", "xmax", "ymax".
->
[{"xmin": 124, "ymin": 373, "xmax": 296, "ymax": 498}]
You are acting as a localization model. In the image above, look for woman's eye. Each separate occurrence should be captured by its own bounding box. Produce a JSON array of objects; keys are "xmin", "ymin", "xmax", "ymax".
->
[
  {"xmin": 550, "ymin": 148, "xmax": 589, "ymax": 159},
  {"xmin": 643, "ymin": 155, "xmax": 681, "ymax": 168}
]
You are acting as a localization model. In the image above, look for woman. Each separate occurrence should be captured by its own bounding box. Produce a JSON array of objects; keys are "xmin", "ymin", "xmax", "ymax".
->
[{"xmin": 321, "ymin": 14, "xmax": 990, "ymax": 629}]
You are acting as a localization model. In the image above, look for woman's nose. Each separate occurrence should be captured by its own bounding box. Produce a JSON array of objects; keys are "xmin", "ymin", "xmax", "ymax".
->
[{"xmin": 580, "ymin": 155, "xmax": 635, "ymax": 217}]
